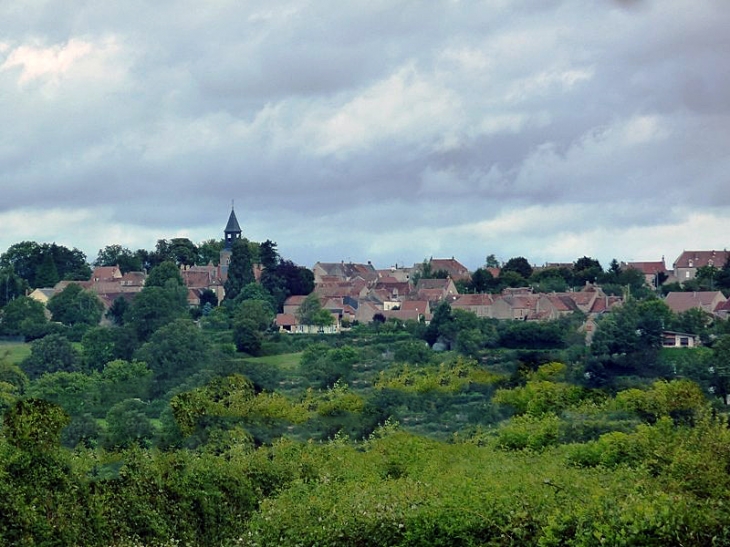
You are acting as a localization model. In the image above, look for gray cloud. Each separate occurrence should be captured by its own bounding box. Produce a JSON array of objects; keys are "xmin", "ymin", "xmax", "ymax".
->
[{"xmin": 1, "ymin": 0, "xmax": 729, "ymax": 270}]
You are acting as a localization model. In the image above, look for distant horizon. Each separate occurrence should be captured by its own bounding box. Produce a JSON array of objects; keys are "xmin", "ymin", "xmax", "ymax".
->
[{"xmin": 4, "ymin": 229, "xmax": 725, "ymax": 275}]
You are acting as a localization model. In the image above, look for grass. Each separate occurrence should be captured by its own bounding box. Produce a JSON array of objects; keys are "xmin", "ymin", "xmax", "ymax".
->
[
  {"xmin": 0, "ymin": 341, "xmax": 31, "ymax": 364},
  {"xmin": 242, "ymin": 352, "xmax": 303, "ymax": 371}
]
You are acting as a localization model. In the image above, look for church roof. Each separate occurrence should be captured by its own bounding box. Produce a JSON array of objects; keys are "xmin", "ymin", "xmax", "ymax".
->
[{"xmin": 225, "ymin": 208, "xmax": 242, "ymax": 234}]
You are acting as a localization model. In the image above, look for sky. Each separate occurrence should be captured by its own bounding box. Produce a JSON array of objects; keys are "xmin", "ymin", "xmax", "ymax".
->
[{"xmin": 1, "ymin": 0, "xmax": 729, "ymax": 272}]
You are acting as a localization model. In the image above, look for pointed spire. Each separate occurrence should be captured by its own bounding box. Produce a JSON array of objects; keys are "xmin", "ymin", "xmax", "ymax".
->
[{"xmin": 224, "ymin": 203, "xmax": 242, "ymax": 249}]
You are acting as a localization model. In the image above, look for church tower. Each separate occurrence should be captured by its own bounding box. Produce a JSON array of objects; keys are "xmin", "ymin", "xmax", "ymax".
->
[{"xmin": 219, "ymin": 204, "xmax": 242, "ymax": 280}]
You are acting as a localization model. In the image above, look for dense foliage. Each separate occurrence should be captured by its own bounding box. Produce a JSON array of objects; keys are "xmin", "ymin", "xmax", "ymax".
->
[{"xmin": 2, "ymin": 241, "xmax": 730, "ymax": 545}]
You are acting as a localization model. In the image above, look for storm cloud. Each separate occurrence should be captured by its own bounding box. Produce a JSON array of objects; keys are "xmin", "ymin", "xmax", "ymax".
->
[{"xmin": 1, "ymin": 0, "xmax": 728, "ymax": 269}]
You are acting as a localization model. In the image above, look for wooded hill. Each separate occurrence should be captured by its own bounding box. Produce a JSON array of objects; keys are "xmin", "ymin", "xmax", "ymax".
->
[{"xmin": 2, "ymin": 241, "xmax": 730, "ymax": 545}]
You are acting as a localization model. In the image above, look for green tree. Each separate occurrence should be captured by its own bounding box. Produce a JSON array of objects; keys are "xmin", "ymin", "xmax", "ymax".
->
[
  {"xmin": 234, "ymin": 299, "xmax": 275, "ymax": 332},
  {"xmin": 259, "ymin": 239, "xmax": 279, "ymax": 270},
  {"xmin": 46, "ymin": 283, "xmax": 104, "ymax": 327},
  {"xmin": 0, "ymin": 296, "xmax": 48, "ymax": 338},
  {"xmin": 424, "ymin": 301, "xmax": 453, "ymax": 347},
  {"xmin": 1, "ymin": 241, "xmax": 90, "ymax": 288},
  {"xmin": 0, "ymin": 266, "xmax": 27, "ymax": 307},
  {"xmin": 502, "ymin": 256, "xmax": 533, "ymax": 280},
  {"xmin": 145, "ymin": 260, "xmax": 184, "ymax": 288},
  {"xmin": 21, "ymin": 333, "xmax": 81, "ymax": 379},
  {"xmin": 296, "ymin": 293, "xmax": 324, "ymax": 325},
  {"xmin": 97, "ymin": 359, "xmax": 153, "ymax": 409},
  {"xmin": 169, "ymin": 238, "xmax": 198, "ymax": 267},
  {"xmin": 485, "ymin": 254, "xmax": 500, "ymax": 268},
  {"xmin": 197, "ymin": 238, "xmax": 224, "ymax": 266},
  {"xmin": 81, "ymin": 326, "xmax": 119, "ymax": 372},
  {"xmin": 26, "ymin": 371, "xmax": 98, "ymax": 416},
  {"xmin": 125, "ymin": 285, "xmax": 188, "ymax": 341},
  {"xmin": 105, "ymin": 295, "xmax": 130, "ymax": 326},
  {"xmin": 573, "ymin": 256, "xmax": 603, "ymax": 286},
  {"xmin": 104, "ymin": 398, "xmax": 155, "ymax": 448},
  {"xmin": 233, "ymin": 320, "xmax": 263, "ymax": 355},
  {"xmin": 135, "ymin": 318, "xmax": 211, "ymax": 396},
  {"xmin": 470, "ymin": 268, "xmax": 496, "ymax": 293},
  {"xmin": 35, "ymin": 251, "xmax": 60, "ymax": 287},
  {"xmin": 712, "ymin": 334, "xmax": 730, "ymax": 404},
  {"xmin": 3, "ymin": 398, "xmax": 70, "ymax": 451},
  {"xmin": 224, "ymin": 239, "xmax": 255, "ymax": 301},
  {"xmin": 94, "ymin": 244, "xmax": 143, "ymax": 273}
]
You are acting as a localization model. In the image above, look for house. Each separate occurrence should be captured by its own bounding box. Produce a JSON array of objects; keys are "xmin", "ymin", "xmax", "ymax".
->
[
  {"xmin": 415, "ymin": 278, "xmax": 458, "ymax": 303},
  {"xmin": 491, "ymin": 294, "xmax": 539, "ymax": 320},
  {"xmin": 673, "ymin": 250, "xmax": 730, "ymax": 282},
  {"xmin": 90, "ymin": 265, "xmax": 123, "ymax": 283},
  {"xmin": 622, "ymin": 259, "xmax": 667, "ymax": 288},
  {"xmin": 452, "ymin": 293, "xmax": 494, "ymax": 318},
  {"xmin": 715, "ymin": 299, "xmax": 730, "ymax": 320},
  {"xmin": 400, "ymin": 300, "xmax": 431, "ymax": 319},
  {"xmin": 312, "ymin": 261, "xmax": 378, "ymax": 284},
  {"xmin": 377, "ymin": 265, "xmax": 414, "ymax": 283},
  {"xmin": 274, "ymin": 311, "xmax": 340, "ymax": 334},
  {"xmin": 662, "ymin": 331, "xmax": 700, "ymax": 348},
  {"xmin": 428, "ymin": 258, "xmax": 471, "ymax": 282},
  {"xmin": 664, "ymin": 291, "xmax": 727, "ymax": 315},
  {"xmin": 28, "ymin": 287, "xmax": 56, "ymax": 305}
]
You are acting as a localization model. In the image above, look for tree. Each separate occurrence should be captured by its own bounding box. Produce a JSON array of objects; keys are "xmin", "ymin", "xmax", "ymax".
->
[
  {"xmin": 573, "ymin": 256, "xmax": 603, "ymax": 286},
  {"xmin": 0, "ymin": 266, "xmax": 27, "ymax": 307},
  {"xmin": 104, "ymin": 398, "xmax": 155, "ymax": 449},
  {"xmin": 224, "ymin": 239, "xmax": 255, "ymax": 301},
  {"xmin": 712, "ymin": 334, "xmax": 730, "ymax": 404},
  {"xmin": 169, "ymin": 238, "xmax": 198, "ymax": 267},
  {"xmin": 94, "ymin": 244, "xmax": 143, "ymax": 273},
  {"xmin": 0, "ymin": 296, "xmax": 48, "ymax": 338},
  {"xmin": 21, "ymin": 333, "xmax": 81, "ymax": 379},
  {"xmin": 46, "ymin": 283, "xmax": 104, "ymax": 327},
  {"xmin": 296, "ymin": 293, "xmax": 325, "ymax": 325},
  {"xmin": 97, "ymin": 359, "xmax": 153, "ymax": 408},
  {"xmin": 259, "ymin": 239, "xmax": 279, "ymax": 271},
  {"xmin": 135, "ymin": 318, "xmax": 211, "ymax": 396},
  {"xmin": 485, "ymin": 254, "xmax": 500, "ymax": 268},
  {"xmin": 197, "ymin": 239, "xmax": 223, "ymax": 266},
  {"xmin": 145, "ymin": 260, "xmax": 184, "ymax": 288},
  {"xmin": 1, "ymin": 241, "xmax": 90, "ymax": 288},
  {"xmin": 502, "ymin": 257, "xmax": 533, "ymax": 280},
  {"xmin": 233, "ymin": 320, "xmax": 263, "ymax": 355},
  {"xmin": 125, "ymin": 285, "xmax": 188, "ymax": 341},
  {"xmin": 105, "ymin": 295, "xmax": 130, "ymax": 326},
  {"xmin": 81, "ymin": 326, "xmax": 120, "ymax": 372},
  {"xmin": 424, "ymin": 301, "xmax": 453, "ymax": 347},
  {"xmin": 260, "ymin": 259, "xmax": 315, "ymax": 311},
  {"xmin": 469, "ymin": 268, "xmax": 496, "ymax": 293},
  {"xmin": 234, "ymin": 299, "xmax": 275, "ymax": 332},
  {"xmin": 35, "ymin": 251, "xmax": 60, "ymax": 287},
  {"xmin": 3, "ymin": 398, "xmax": 70, "ymax": 451},
  {"xmin": 26, "ymin": 371, "xmax": 98, "ymax": 416}
]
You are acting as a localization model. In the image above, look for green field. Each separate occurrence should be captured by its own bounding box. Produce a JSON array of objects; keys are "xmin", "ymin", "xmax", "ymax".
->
[
  {"xmin": 242, "ymin": 352, "xmax": 302, "ymax": 371},
  {"xmin": 0, "ymin": 341, "xmax": 30, "ymax": 364}
]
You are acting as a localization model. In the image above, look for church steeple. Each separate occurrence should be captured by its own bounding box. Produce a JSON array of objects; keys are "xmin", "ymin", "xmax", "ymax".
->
[{"xmin": 223, "ymin": 204, "xmax": 242, "ymax": 250}]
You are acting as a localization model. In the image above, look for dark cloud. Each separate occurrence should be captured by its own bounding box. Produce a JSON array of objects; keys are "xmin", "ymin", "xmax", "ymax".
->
[{"xmin": 1, "ymin": 0, "xmax": 729, "ymax": 269}]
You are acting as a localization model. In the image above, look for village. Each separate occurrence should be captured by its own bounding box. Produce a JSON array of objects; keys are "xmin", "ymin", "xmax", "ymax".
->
[{"xmin": 22, "ymin": 208, "xmax": 730, "ymax": 347}]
